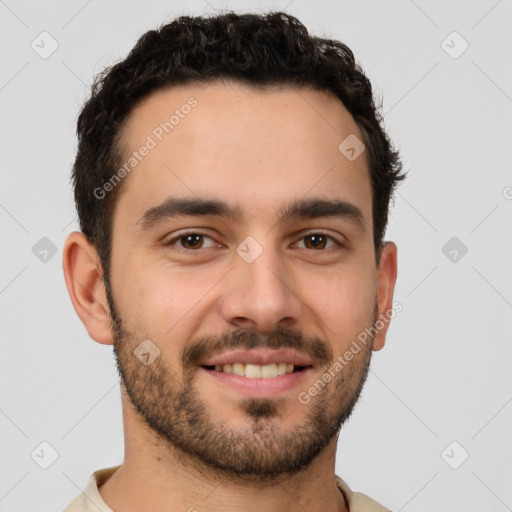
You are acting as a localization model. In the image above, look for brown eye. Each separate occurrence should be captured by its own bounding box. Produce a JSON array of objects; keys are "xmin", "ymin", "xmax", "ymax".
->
[
  {"xmin": 179, "ymin": 234, "xmax": 204, "ymax": 249},
  {"xmin": 165, "ymin": 232, "xmax": 217, "ymax": 250},
  {"xmin": 303, "ymin": 234, "xmax": 329, "ymax": 250}
]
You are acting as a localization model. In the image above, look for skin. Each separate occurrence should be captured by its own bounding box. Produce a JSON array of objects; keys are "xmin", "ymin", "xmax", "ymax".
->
[{"xmin": 63, "ymin": 81, "xmax": 397, "ymax": 512}]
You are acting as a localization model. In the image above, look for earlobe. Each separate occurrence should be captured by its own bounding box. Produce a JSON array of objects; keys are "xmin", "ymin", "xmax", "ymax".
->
[
  {"xmin": 372, "ymin": 241, "xmax": 398, "ymax": 352},
  {"xmin": 62, "ymin": 231, "xmax": 114, "ymax": 345}
]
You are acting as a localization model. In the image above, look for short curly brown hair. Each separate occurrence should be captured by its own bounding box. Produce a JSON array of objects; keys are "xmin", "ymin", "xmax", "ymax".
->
[{"xmin": 72, "ymin": 11, "xmax": 405, "ymax": 282}]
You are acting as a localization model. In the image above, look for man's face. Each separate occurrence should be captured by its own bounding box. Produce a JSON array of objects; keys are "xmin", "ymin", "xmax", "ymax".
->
[{"xmin": 107, "ymin": 82, "xmax": 384, "ymax": 481}]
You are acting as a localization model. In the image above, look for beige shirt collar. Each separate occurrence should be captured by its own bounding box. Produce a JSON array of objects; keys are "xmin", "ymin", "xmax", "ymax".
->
[{"xmin": 64, "ymin": 465, "xmax": 391, "ymax": 512}]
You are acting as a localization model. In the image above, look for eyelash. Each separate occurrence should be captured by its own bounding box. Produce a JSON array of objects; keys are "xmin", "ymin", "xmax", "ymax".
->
[{"xmin": 164, "ymin": 230, "xmax": 345, "ymax": 252}]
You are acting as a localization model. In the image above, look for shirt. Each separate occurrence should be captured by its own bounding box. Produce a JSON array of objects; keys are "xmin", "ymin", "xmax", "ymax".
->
[{"xmin": 63, "ymin": 465, "xmax": 391, "ymax": 512}]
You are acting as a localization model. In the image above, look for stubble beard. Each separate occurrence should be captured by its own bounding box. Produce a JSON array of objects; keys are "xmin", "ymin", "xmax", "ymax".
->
[{"xmin": 107, "ymin": 284, "xmax": 375, "ymax": 485}]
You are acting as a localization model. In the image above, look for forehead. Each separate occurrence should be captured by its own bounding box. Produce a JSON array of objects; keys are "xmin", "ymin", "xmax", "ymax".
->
[{"xmin": 114, "ymin": 81, "xmax": 372, "ymax": 228}]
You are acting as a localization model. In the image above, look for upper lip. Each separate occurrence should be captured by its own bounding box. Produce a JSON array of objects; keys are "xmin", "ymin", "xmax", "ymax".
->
[{"xmin": 200, "ymin": 348, "xmax": 313, "ymax": 367}]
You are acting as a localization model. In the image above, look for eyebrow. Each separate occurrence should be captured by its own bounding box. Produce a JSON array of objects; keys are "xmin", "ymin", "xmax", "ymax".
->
[
  {"xmin": 137, "ymin": 197, "xmax": 242, "ymax": 229},
  {"xmin": 277, "ymin": 198, "xmax": 365, "ymax": 231},
  {"xmin": 137, "ymin": 196, "xmax": 365, "ymax": 232}
]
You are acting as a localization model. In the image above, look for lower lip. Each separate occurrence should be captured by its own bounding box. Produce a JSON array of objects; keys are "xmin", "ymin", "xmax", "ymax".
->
[{"xmin": 198, "ymin": 367, "xmax": 313, "ymax": 398}]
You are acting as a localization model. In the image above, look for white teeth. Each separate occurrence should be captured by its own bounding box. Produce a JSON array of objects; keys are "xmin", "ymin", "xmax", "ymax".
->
[
  {"xmin": 261, "ymin": 363, "xmax": 278, "ymax": 378},
  {"xmin": 245, "ymin": 364, "xmax": 261, "ymax": 378},
  {"xmin": 232, "ymin": 363, "xmax": 245, "ymax": 376},
  {"xmin": 212, "ymin": 362, "xmax": 299, "ymax": 378}
]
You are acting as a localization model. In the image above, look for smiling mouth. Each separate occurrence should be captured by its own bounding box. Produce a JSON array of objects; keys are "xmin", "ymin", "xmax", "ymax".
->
[{"xmin": 200, "ymin": 363, "xmax": 310, "ymax": 379}]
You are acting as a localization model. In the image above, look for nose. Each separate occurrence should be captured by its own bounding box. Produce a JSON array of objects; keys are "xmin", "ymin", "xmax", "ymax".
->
[{"xmin": 219, "ymin": 245, "xmax": 302, "ymax": 333}]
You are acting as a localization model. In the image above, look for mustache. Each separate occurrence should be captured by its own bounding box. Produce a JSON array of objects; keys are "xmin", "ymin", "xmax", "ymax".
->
[{"xmin": 182, "ymin": 325, "xmax": 333, "ymax": 369}]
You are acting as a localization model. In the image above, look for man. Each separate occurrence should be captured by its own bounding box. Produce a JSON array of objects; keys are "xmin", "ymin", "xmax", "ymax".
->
[{"xmin": 62, "ymin": 11, "xmax": 405, "ymax": 512}]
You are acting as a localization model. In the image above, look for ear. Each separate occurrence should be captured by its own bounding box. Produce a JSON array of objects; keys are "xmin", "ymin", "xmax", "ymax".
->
[
  {"xmin": 372, "ymin": 241, "xmax": 398, "ymax": 351},
  {"xmin": 62, "ymin": 231, "xmax": 114, "ymax": 345}
]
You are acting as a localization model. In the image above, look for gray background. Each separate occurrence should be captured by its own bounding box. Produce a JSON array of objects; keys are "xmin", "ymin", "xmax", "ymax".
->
[{"xmin": 1, "ymin": 0, "xmax": 511, "ymax": 510}]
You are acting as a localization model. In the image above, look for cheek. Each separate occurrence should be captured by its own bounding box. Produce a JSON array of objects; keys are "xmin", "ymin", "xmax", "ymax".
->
[
  {"xmin": 114, "ymin": 260, "xmax": 220, "ymax": 338},
  {"xmin": 300, "ymin": 264, "xmax": 376, "ymax": 345}
]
